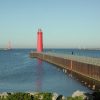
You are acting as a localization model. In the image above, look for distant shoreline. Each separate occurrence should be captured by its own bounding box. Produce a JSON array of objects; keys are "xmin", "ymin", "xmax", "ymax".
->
[{"xmin": 0, "ymin": 48, "xmax": 100, "ymax": 50}]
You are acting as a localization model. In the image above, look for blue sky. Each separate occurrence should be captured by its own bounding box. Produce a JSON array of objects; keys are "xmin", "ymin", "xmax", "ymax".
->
[{"xmin": 0, "ymin": 0, "xmax": 100, "ymax": 48}]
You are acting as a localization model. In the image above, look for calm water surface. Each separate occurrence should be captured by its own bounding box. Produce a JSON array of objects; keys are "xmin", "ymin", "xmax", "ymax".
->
[{"xmin": 0, "ymin": 49, "xmax": 96, "ymax": 96}]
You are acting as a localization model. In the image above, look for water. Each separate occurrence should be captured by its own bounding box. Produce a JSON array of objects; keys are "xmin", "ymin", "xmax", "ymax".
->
[{"xmin": 0, "ymin": 49, "xmax": 99, "ymax": 96}]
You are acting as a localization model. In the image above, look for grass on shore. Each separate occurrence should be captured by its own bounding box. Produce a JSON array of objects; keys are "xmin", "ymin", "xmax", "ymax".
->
[{"xmin": 0, "ymin": 92, "xmax": 52, "ymax": 100}]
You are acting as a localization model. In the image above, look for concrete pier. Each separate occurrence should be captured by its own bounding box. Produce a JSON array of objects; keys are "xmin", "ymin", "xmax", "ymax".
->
[{"xmin": 30, "ymin": 52, "xmax": 100, "ymax": 90}]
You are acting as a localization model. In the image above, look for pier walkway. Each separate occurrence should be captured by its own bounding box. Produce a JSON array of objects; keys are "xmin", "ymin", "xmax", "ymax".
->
[{"xmin": 43, "ymin": 52, "xmax": 100, "ymax": 66}]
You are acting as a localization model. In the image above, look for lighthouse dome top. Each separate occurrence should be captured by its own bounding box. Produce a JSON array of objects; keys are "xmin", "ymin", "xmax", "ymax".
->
[{"xmin": 38, "ymin": 28, "xmax": 42, "ymax": 32}]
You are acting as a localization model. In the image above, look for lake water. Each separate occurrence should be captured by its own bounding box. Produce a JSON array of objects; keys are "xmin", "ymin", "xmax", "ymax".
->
[{"xmin": 0, "ymin": 48, "xmax": 99, "ymax": 96}]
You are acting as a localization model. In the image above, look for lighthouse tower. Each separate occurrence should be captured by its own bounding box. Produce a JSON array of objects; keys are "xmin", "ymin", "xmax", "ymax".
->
[{"xmin": 37, "ymin": 29, "xmax": 43, "ymax": 52}]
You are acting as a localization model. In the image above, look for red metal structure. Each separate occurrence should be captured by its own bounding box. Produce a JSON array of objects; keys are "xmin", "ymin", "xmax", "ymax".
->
[{"xmin": 37, "ymin": 29, "xmax": 43, "ymax": 52}]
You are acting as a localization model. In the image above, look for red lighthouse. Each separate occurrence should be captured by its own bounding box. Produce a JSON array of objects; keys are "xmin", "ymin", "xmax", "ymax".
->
[{"xmin": 37, "ymin": 29, "xmax": 43, "ymax": 52}]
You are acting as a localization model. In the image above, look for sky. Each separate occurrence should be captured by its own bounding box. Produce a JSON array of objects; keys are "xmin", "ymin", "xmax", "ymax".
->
[{"xmin": 0, "ymin": 0, "xmax": 100, "ymax": 48}]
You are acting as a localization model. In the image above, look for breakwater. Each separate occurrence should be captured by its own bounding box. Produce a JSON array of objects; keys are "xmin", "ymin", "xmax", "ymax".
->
[{"xmin": 30, "ymin": 52, "xmax": 100, "ymax": 91}]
